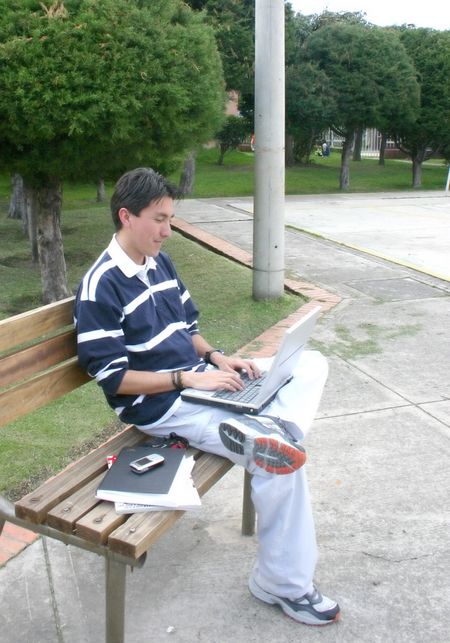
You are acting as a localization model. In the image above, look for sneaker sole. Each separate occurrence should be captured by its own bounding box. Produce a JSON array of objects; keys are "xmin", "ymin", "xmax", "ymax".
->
[
  {"xmin": 249, "ymin": 576, "xmax": 340, "ymax": 626},
  {"xmin": 219, "ymin": 423, "xmax": 306, "ymax": 474}
]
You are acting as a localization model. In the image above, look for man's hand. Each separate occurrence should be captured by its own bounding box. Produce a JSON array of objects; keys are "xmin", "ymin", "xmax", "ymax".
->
[
  {"xmin": 182, "ymin": 355, "xmax": 261, "ymax": 392},
  {"xmin": 213, "ymin": 353, "xmax": 261, "ymax": 379}
]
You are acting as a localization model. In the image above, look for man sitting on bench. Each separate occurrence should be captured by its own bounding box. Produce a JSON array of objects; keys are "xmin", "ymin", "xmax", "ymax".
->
[{"xmin": 74, "ymin": 167, "xmax": 340, "ymax": 627}]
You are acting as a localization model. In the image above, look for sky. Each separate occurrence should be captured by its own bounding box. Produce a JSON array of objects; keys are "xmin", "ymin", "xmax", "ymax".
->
[{"xmin": 289, "ymin": 0, "xmax": 450, "ymax": 31}]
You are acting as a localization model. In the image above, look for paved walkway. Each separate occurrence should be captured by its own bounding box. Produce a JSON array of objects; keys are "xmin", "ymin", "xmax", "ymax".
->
[
  {"xmin": 229, "ymin": 191, "xmax": 450, "ymax": 281},
  {"xmin": 1, "ymin": 191, "xmax": 449, "ymax": 642}
]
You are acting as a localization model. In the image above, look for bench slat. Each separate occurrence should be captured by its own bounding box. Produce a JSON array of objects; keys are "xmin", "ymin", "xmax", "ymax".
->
[
  {"xmin": 192, "ymin": 448, "xmax": 234, "ymax": 496},
  {"xmin": 0, "ymin": 297, "xmax": 74, "ymax": 354},
  {"xmin": 0, "ymin": 330, "xmax": 77, "ymax": 389},
  {"xmin": 109, "ymin": 508, "xmax": 184, "ymax": 559},
  {"xmin": 46, "ymin": 474, "xmax": 104, "ymax": 533},
  {"xmin": 75, "ymin": 502, "xmax": 128, "ymax": 544},
  {"xmin": 0, "ymin": 358, "xmax": 91, "ymax": 428},
  {"xmin": 73, "ymin": 447, "xmax": 201, "ymax": 545},
  {"xmin": 15, "ymin": 426, "xmax": 144, "ymax": 523},
  {"xmin": 107, "ymin": 452, "xmax": 233, "ymax": 559}
]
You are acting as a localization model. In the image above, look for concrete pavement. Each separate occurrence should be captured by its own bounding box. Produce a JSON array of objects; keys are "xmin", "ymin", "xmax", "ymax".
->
[
  {"xmin": 1, "ymin": 191, "xmax": 449, "ymax": 642},
  {"xmin": 229, "ymin": 191, "xmax": 450, "ymax": 281}
]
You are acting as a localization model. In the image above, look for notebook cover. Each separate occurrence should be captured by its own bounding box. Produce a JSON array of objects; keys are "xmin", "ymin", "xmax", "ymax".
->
[{"xmin": 96, "ymin": 446, "xmax": 185, "ymax": 501}]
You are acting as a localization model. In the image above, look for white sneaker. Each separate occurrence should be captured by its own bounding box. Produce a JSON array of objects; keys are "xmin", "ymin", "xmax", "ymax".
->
[
  {"xmin": 249, "ymin": 574, "xmax": 340, "ymax": 626},
  {"xmin": 219, "ymin": 415, "xmax": 306, "ymax": 474}
]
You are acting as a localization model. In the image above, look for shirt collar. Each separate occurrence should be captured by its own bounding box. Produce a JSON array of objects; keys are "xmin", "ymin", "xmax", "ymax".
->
[{"xmin": 107, "ymin": 235, "xmax": 157, "ymax": 278}]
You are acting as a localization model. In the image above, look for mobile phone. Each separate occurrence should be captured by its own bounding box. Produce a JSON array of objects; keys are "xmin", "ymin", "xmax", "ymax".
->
[{"xmin": 129, "ymin": 453, "xmax": 165, "ymax": 474}]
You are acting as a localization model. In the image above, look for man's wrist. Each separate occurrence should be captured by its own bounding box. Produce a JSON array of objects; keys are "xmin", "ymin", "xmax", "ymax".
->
[
  {"xmin": 204, "ymin": 348, "xmax": 225, "ymax": 365},
  {"xmin": 170, "ymin": 370, "xmax": 185, "ymax": 391}
]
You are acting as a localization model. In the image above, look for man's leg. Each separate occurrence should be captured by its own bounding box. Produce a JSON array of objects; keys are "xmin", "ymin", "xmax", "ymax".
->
[
  {"xmin": 136, "ymin": 350, "xmax": 339, "ymax": 623},
  {"xmin": 264, "ymin": 349, "xmax": 329, "ymax": 438},
  {"xmin": 216, "ymin": 350, "xmax": 329, "ymax": 476},
  {"xmin": 251, "ymin": 466, "xmax": 318, "ymax": 596},
  {"xmin": 140, "ymin": 402, "xmax": 318, "ymax": 594}
]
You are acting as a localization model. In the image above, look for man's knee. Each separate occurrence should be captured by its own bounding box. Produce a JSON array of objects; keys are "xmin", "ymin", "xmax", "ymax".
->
[{"xmin": 297, "ymin": 350, "xmax": 328, "ymax": 381}]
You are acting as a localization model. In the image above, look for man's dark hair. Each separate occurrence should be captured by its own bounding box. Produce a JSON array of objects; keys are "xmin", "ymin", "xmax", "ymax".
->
[{"xmin": 110, "ymin": 167, "xmax": 179, "ymax": 230}]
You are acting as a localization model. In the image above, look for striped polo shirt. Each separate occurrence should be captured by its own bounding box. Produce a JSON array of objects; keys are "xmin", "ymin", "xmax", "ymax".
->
[{"xmin": 74, "ymin": 235, "xmax": 204, "ymax": 427}]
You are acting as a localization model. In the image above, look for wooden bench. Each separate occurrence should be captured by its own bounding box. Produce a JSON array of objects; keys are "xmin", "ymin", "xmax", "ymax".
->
[{"xmin": 0, "ymin": 296, "xmax": 255, "ymax": 643}]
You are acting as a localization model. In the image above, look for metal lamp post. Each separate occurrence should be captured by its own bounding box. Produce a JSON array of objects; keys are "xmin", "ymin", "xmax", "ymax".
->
[{"xmin": 253, "ymin": 0, "xmax": 285, "ymax": 299}]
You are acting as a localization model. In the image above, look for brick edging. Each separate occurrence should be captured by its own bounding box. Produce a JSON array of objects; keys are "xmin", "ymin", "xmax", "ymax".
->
[{"xmin": 0, "ymin": 522, "xmax": 38, "ymax": 566}]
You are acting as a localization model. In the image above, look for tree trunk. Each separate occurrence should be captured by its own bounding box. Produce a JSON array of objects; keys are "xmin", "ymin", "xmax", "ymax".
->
[
  {"xmin": 412, "ymin": 158, "xmax": 423, "ymax": 188},
  {"xmin": 340, "ymin": 132, "xmax": 355, "ymax": 190},
  {"xmin": 217, "ymin": 145, "xmax": 226, "ymax": 166},
  {"xmin": 96, "ymin": 178, "xmax": 106, "ymax": 202},
  {"xmin": 8, "ymin": 174, "xmax": 38, "ymax": 263},
  {"xmin": 352, "ymin": 127, "xmax": 363, "ymax": 161},
  {"xmin": 8, "ymin": 174, "xmax": 26, "ymax": 221},
  {"xmin": 285, "ymin": 133, "xmax": 295, "ymax": 167},
  {"xmin": 24, "ymin": 183, "xmax": 39, "ymax": 264},
  {"xmin": 305, "ymin": 133, "xmax": 316, "ymax": 164},
  {"xmin": 179, "ymin": 151, "xmax": 196, "ymax": 196},
  {"xmin": 34, "ymin": 178, "xmax": 71, "ymax": 304},
  {"xmin": 378, "ymin": 132, "xmax": 387, "ymax": 166}
]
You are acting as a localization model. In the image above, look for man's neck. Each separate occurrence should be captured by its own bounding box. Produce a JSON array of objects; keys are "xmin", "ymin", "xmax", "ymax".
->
[{"xmin": 115, "ymin": 232, "xmax": 145, "ymax": 265}]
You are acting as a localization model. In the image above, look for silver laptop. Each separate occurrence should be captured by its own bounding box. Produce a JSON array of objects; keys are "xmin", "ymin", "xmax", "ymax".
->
[{"xmin": 181, "ymin": 306, "xmax": 321, "ymax": 414}]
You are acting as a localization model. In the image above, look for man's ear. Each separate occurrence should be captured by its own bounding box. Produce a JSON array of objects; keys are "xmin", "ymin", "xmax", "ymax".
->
[{"xmin": 118, "ymin": 207, "xmax": 132, "ymax": 228}]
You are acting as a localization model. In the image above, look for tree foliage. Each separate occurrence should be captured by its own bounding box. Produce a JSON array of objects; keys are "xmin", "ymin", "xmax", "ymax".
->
[
  {"xmin": 303, "ymin": 21, "xmax": 419, "ymax": 188},
  {"xmin": 0, "ymin": 0, "xmax": 225, "ymax": 181},
  {"xmin": 285, "ymin": 12, "xmax": 334, "ymax": 163},
  {"xmin": 286, "ymin": 62, "xmax": 335, "ymax": 163},
  {"xmin": 395, "ymin": 27, "xmax": 450, "ymax": 186},
  {"xmin": 184, "ymin": 0, "xmax": 254, "ymax": 95},
  {"xmin": 215, "ymin": 115, "xmax": 250, "ymax": 165},
  {"xmin": 174, "ymin": 0, "xmax": 255, "ymax": 192},
  {"xmin": 0, "ymin": 0, "xmax": 225, "ymax": 302}
]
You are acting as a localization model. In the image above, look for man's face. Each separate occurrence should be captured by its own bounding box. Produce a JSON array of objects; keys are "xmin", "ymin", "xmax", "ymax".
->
[{"xmin": 117, "ymin": 196, "xmax": 174, "ymax": 263}]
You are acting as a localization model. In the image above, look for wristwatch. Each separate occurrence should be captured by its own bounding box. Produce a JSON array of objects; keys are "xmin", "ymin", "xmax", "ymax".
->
[{"xmin": 204, "ymin": 348, "xmax": 225, "ymax": 364}]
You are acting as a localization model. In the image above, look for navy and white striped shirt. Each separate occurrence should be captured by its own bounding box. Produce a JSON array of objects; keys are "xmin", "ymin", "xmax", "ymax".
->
[{"xmin": 74, "ymin": 236, "xmax": 204, "ymax": 427}]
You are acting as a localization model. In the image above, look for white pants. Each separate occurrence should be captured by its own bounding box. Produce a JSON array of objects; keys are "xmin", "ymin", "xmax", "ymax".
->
[{"xmin": 137, "ymin": 350, "xmax": 328, "ymax": 599}]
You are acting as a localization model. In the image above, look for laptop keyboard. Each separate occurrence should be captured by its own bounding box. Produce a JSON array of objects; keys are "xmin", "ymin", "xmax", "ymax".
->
[{"xmin": 212, "ymin": 371, "xmax": 267, "ymax": 403}]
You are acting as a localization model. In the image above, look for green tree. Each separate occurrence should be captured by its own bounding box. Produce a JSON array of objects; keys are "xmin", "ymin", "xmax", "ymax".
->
[
  {"xmin": 285, "ymin": 10, "xmax": 372, "ymax": 166},
  {"xmin": 286, "ymin": 62, "xmax": 335, "ymax": 164},
  {"xmin": 185, "ymin": 0, "xmax": 254, "ymax": 95},
  {"xmin": 396, "ymin": 28, "xmax": 450, "ymax": 187},
  {"xmin": 0, "ymin": 0, "xmax": 225, "ymax": 302},
  {"xmin": 284, "ymin": 11, "xmax": 336, "ymax": 164},
  {"xmin": 182, "ymin": 0, "xmax": 255, "ymax": 193},
  {"xmin": 308, "ymin": 8, "xmax": 369, "ymax": 30},
  {"xmin": 304, "ymin": 22, "xmax": 419, "ymax": 189},
  {"xmin": 215, "ymin": 115, "xmax": 250, "ymax": 165}
]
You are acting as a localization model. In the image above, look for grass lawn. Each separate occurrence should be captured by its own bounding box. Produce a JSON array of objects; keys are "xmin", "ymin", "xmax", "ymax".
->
[
  {"xmin": 0, "ymin": 146, "xmax": 446, "ymax": 497},
  {"xmin": 0, "ymin": 181, "xmax": 303, "ymax": 498},
  {"xmin": 169, "ymin": 147, "xmax": 448, "ymax": 197}
]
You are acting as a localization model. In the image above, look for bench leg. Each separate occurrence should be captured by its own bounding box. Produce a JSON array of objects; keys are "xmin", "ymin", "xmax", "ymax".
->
[
  {"xmin": 105, "ymin": 555, "xmax": 127, "ymax": 643},
  {"xmin": 241, "ymin": 470, "xmax": 255, "ymax": 536}
]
